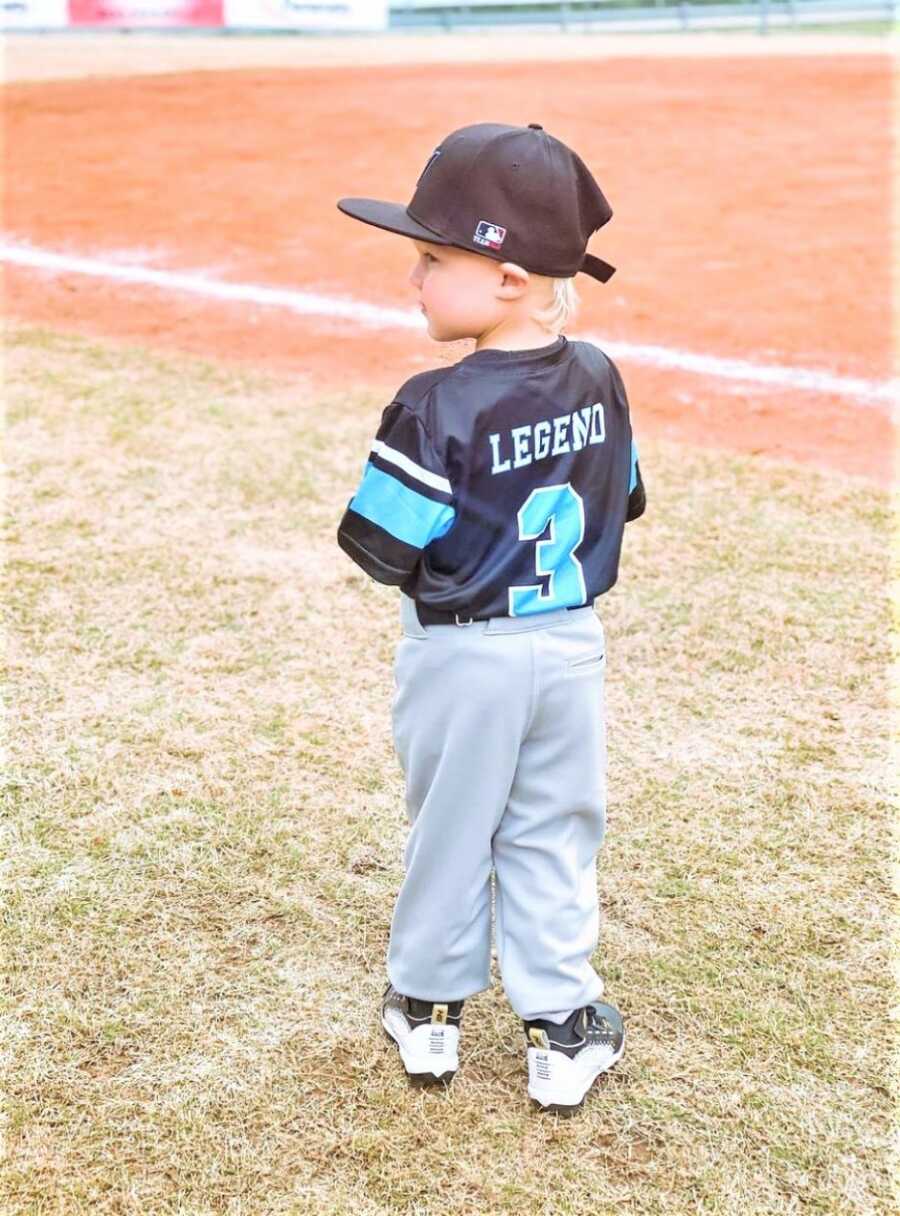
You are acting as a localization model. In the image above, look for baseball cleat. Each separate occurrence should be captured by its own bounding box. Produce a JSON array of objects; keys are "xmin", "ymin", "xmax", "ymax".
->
[
  {"xmin": 523, "ymin": 1000, "xmax": 625, "ymax": 1116},
  {"xmin": 381, "ymin": 982, "xmax": 464, "ymax": 1087}
]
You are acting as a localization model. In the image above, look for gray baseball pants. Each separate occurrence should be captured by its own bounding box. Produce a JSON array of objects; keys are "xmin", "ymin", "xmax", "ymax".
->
[{"xmin": 386, "ymin": 591, "xmax": 608, "ymax": 1024}]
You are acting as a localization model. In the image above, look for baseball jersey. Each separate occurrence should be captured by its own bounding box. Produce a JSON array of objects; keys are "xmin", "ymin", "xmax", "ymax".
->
[{"xmin": 336, "ymin": 334, "xmax": 646, "ymax": 618}]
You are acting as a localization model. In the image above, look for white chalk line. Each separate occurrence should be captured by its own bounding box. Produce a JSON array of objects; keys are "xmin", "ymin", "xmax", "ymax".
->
[{"xmin": 3, "ymin": 238, "xmax": 896, "ymax": 410}]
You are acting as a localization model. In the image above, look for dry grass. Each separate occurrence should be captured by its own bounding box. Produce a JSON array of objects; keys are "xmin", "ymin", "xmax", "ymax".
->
[
  {"xmin": 2, "ymin": 321, "xmax": 895, "ymax": 1215},
  {"xmin": 2, "ymin": 30, "xmax": 890, "ymax": 85}
]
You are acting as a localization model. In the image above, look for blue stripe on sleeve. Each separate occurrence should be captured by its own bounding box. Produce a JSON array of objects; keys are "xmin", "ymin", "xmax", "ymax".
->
[
  {"xmin": 628, "ymin": 439, "xmax": 639, "ymax": 494},
  {"xmin": 350, "ymin": 463, "xmax": 455, "ymax": 549}
]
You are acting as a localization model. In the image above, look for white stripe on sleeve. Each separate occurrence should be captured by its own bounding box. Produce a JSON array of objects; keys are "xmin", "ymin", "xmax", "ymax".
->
[{"xmin": 371, "ymin": 439, "xmax": 452, "ymax": 495}]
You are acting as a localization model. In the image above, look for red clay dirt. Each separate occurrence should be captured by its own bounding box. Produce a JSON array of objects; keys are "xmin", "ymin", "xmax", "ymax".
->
[{"xmin": 4, "ymin": 56, "xmax": 893, "ymax": 484}]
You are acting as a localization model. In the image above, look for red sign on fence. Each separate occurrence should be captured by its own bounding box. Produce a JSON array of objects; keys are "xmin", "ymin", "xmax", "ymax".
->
[{"xmin": 69, "ymin": 0, "xmax": 222, "ymax": 24}]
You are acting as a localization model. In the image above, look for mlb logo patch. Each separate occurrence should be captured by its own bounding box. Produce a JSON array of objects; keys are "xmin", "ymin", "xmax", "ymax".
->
[{"xmin": 473, "ymin": 220, "xmax": 507, "ymax": 250}]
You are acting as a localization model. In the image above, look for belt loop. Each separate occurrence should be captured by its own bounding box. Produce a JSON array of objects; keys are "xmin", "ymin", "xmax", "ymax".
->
[{"xmin": 454, "ymin": 613, "xmax": 474, "ymax": 627}]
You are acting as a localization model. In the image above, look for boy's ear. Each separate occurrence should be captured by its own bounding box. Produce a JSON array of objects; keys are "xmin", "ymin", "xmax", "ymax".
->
[{"xmin": 497, "ymin": 261, "xmax": 530, "ymax": 294}]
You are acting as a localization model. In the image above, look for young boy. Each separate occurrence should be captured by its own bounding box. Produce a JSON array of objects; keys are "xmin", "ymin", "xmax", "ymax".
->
[{"xmin": 335, "ymin": 122, "xmax": 646, "ymax": 1117}]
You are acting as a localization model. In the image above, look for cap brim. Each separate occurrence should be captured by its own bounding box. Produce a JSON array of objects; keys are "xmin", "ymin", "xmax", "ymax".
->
[{"xmin": 337, "ymin": 198, "xmax": 453, "ymax": 245}]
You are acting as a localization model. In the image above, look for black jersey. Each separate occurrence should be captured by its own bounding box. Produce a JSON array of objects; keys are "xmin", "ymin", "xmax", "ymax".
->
[{"xmin": 337, "ymin": 334, "xmax": 646, "ymax": 619}]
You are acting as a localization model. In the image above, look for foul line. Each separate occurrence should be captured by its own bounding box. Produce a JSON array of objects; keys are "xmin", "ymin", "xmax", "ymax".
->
[{"xmin": 3, "ymin": 239, "xmax": 896, "ymax": 410}]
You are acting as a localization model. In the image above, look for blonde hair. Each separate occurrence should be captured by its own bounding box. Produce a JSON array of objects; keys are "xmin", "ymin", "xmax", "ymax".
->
[{"xmin": 530, "ymin": 276, "xmax": 581, "ymax": 334}]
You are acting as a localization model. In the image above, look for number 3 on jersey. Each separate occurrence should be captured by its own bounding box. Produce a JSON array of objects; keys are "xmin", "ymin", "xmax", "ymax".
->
[{"xmin": 508, "ymin": 482, "xmax": 588, "ymax": 616}]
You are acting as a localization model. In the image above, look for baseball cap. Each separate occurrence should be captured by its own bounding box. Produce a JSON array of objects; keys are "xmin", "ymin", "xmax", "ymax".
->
[{"xmin": 337, "ymin": 121, "xmax": 616, "ymax": 283}]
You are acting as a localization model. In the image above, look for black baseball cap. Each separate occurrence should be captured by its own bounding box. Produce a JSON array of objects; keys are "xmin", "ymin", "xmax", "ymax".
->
[{"xmin": 337, "ymin": 121, "xmax": 616, "ymax": 283}]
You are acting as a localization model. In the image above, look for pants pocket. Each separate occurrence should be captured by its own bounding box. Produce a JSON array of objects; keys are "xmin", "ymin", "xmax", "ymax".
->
[{"xmin": 564, "ymin": 650, "xmax": 606, "ymax": 676}]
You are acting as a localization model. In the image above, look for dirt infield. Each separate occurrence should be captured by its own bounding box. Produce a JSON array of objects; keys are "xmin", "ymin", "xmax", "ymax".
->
[{"xmin": 3, "ymin": 35, "xmax": 895, "ymax": 483}]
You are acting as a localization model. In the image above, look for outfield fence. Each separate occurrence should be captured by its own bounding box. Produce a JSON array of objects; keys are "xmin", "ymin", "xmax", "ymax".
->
[
  {"xmin": 2, "ymin": 0, "xmax": 894, "ymax": 29},
  {"xmin": 388, "ymin": 0, "xmax": 894, "ymax": 30}
]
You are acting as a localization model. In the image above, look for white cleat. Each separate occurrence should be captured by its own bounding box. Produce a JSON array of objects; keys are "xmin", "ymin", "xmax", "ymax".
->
[
  {"xmin": 524, "ymin": 1001, "xmax": 625, "ymax": 1116},
  {"xmin": 381, "ymin": 983, "xmax": 464, "ymax": 1087}
]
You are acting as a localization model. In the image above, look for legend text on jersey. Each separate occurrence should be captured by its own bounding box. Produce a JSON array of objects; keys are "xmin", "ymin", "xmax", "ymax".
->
[{"xmin": 488, "ymin": 402, "xmax": 606, "ymax": 476}]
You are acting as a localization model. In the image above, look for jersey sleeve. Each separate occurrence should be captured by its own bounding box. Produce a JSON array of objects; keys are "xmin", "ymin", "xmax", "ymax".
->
[
  {"xmin": 626, "ymin": 437, "xmax": 646, "ymax": 521},
  {"xmin": 337, "ymin": 401, "xmax": 456, "ymax": 586},
  {"xmin": 607, "ymin": 355, "xmax": 646, "ymax": 523}
]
